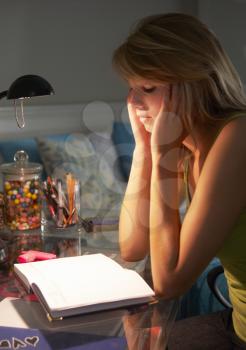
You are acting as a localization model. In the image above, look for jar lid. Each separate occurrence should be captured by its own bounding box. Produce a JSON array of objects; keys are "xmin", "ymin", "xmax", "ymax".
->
[{"xmin": 0, "ymin": 150, "xmax": 43, "ymax": 175}]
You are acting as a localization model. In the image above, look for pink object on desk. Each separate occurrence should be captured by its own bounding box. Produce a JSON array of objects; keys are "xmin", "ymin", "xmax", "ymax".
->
[{"xmin": 17, "ymin": 250, "xmax": 56, "ymax": 263}]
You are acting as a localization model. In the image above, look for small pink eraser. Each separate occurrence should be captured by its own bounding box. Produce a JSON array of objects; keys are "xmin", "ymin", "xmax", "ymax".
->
[
  {"xmin": 30, "ymin": 251, "xmax": 57, "ymax": 261},
  {"xmin": 17, "ymin": 252, "xmax": 36, "ymax": 263},
  {"xmin": 17, "ymin": 250, "xmax": 56, "ymax": 263}
]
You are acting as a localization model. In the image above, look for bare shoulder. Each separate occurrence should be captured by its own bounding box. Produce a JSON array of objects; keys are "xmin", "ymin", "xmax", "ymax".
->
[
  {"xmin": 204, "ymin": 115, "xmax": 246, "ymax": 189},
  {"xmin": 219, "ymin": 115, "xmax": 246, "ymax": 135},
  {"xmin": 204, "ymin": 115, "xmax": 246, "ymax": 206},
  {"xmin": 213, "ymin": 116, "xmax": 246, "ymax": 153}
]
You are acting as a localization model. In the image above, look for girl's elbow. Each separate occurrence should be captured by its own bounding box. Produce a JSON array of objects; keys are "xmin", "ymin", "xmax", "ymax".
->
[
  {"xmin": 119, "ymin": 244, "xmax": 148, "ymax": 262},
  {"xmin": 154, "ymin": 285, "xmax": 183, "ymax": 299},
  {"xmin": 119, "ymin": 236, "xmax": 148, "ymax": 261},
  {"xmin": 120, "ymin": 248, "xmax": 147, "ymax": 262},
  {"xmin": 153, "ymin": 276, "xmax": 190, "ymax": 299}
]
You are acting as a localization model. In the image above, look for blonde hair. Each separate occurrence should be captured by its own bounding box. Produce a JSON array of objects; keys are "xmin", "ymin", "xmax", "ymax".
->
[{"xmin": 112, "ymin": 13, "xmax": 246, "ymax": 136}]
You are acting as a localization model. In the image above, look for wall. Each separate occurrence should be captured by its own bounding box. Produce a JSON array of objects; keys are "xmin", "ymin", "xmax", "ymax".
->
[
  {"xmin": 198, "ymin": 0, "xmax": 246, "ymax": 88},
  {"xmin": 0, "ymin": 0, "xmax": 197, "ymax": 106},
  {"xmin": 1, "ymin": 1, "xmax": 244, "ymax": 107}
]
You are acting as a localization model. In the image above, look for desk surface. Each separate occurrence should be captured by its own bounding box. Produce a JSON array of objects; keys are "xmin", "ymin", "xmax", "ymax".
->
[{"xmin": 0, "ymin": 227, "xmax": 179, "ymax": 349}]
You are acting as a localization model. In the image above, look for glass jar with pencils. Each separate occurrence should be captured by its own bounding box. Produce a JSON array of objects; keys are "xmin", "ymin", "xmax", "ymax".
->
[
  {"xmin": 43, "ymin": 173, "xmax": 81, "ymax": 229},
  {"xmin": 0, "ymin": 150, "xmax": 43, "ymax": 231}
]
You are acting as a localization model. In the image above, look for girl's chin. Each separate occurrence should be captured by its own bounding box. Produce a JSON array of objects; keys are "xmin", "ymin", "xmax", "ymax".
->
[
  {"xmin": 143, "ymin": 124, "xmax": 153, "ymax": 133},
  {"xmin": 140, "ymin": 118, "xmax": 153, "ymax": 133}
]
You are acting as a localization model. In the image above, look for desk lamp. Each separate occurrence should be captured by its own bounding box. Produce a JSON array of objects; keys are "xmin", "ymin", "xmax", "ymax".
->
[{"xmin": 0, "ymin": 74, "xmax": 54, "ymax": 128}]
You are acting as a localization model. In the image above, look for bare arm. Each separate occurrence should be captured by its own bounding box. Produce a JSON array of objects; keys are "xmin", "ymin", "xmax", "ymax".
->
[
  {"xmin": 119, "ymin": 147, "xmax": 151, "ymax": 261},
  {"xmin": 150, "ymin": 118, "xmax": 246, "ymax": 298},
  {"xmin": 119, "ymin": 98, "xmax": 152, "ymax": 261}
]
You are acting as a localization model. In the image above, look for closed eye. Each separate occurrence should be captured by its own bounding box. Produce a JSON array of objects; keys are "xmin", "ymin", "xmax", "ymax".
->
[
  {"xmin": 128, "ymin": 86, "xmax": 157, "ymax": 94},
  {"xmin": 142, "ymin": 87, "xmax": 156, "ymax": 93}
]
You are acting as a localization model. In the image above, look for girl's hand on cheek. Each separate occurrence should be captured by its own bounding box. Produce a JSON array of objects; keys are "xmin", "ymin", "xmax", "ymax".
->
[{"xmin": 150, "ymin": 85, "xmax": 185, "ymax": 152}]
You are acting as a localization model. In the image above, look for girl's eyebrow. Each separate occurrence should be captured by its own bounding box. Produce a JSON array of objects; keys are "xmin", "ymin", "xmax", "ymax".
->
[{"xmin": 128, "ymin": 79, "xmax": 155, "ymax": 87}]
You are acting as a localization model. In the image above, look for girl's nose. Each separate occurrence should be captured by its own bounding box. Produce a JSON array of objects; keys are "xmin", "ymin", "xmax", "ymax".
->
[{"xmin": 128, "ymin": 89, "xmax": 145, "ymax": 109}]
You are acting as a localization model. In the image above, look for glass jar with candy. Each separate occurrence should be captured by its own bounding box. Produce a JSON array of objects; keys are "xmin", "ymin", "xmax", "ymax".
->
[{"xmin": 0, "ymin": 150, "xmax": 43, "ymax": 231}]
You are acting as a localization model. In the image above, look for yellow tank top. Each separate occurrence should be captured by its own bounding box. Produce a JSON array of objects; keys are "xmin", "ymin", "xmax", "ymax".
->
[
  {"xmin": 183, "ymin": 115, "xmax": 246, "ymax": 341},
  {"xmin": 217, "ymin": 212, "xmax": 246, "ymax": 342}
]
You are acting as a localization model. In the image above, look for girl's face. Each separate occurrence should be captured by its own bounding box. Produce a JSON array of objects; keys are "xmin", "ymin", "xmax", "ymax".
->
[{"xmin": 128, "ymin": 78, "xmax": 170, "ymax": 133}]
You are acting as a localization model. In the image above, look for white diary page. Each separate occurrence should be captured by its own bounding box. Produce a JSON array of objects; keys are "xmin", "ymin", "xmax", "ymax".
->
[{"xmin": 14, "ymin": 254, "xmax": 155, "ymax": 318}]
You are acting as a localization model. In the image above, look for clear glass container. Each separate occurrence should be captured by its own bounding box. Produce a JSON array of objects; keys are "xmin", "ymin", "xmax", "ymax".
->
[{"xmin": 0, "ymin": 150, "xmax": 43, "ymax": 231}]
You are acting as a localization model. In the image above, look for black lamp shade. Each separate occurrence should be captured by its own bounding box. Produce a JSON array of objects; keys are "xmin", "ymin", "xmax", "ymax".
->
[{"xmin": 6, "ymin": 74, "xmax": 54, "ymax": 100}]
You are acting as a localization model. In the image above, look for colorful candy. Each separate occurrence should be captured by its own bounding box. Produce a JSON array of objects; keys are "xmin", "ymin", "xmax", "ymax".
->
[{"xmin": 4, "ymin": 179, "xmax": 42, "ymax": 230}]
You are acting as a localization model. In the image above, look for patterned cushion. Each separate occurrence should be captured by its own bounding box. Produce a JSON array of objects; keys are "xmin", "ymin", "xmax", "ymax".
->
[{"xmin": 36, "ymin": 132, "xmax": 126, "ymax": 214}]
